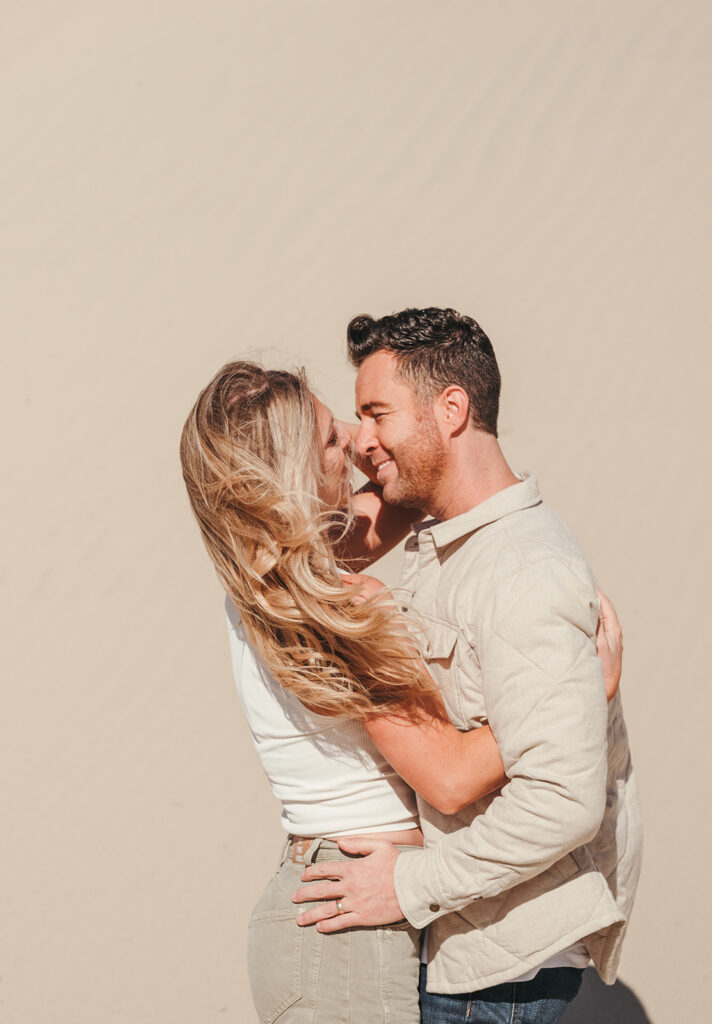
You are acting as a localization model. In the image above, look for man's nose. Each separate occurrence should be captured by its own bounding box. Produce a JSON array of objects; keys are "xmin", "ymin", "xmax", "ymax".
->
[{"xmin": 355, "ymin": 420, "xmax": 376, "ymax": 458}]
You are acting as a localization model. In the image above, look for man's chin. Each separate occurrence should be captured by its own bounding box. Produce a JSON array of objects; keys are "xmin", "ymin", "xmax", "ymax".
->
[{"xmin": 382, "ymin": 479, "xmax": 418, "ymax": 508}]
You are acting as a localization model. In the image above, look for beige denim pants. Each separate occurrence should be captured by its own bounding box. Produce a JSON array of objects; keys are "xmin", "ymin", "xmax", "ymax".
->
[{"xmin": 247, "ymin": 838, "xmax": 422, "ymax": 1024}]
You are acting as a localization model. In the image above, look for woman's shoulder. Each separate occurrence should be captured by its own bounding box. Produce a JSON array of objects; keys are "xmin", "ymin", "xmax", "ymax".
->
[{"xmin": 224, "ymin": 592, "xmax": 242, "ymax": 630}]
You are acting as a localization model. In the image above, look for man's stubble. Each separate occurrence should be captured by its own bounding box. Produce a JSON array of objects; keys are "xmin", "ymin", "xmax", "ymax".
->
[{"xmin": 382, "ymin": 409, "xmax": 447, "ymax": 513}]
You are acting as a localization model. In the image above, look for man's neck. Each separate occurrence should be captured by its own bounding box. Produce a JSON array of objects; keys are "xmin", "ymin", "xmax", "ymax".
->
[{"xmin": 428, "ymin": 435, "xmax": 519, "ymax": 521}]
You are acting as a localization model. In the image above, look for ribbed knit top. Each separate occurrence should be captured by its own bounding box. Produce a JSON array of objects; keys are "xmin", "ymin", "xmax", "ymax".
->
[{"xmin": 225, "ymin": 596, "xmax": 419, "ymax": 837}]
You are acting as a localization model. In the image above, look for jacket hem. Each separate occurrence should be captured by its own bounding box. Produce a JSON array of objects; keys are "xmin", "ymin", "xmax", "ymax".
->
[{"xmin": 424, "ymin": 907, "xmax": 624, "ymax": 995}]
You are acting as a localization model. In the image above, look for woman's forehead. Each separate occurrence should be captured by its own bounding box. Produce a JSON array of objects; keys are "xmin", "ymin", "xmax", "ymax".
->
[{"xmin": 312, "ymin": 396, "xmax": 334, "ymax": 437}]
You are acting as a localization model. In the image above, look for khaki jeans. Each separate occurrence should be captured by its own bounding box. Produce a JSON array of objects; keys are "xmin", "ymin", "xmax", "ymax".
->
[{"xmin": 247, "ymin": 839, "xmax": 422, "ymax": 1024}]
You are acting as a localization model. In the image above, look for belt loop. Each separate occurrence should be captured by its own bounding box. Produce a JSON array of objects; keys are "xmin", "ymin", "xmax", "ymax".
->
[
  {"xmin": 278, "ymin": 833, "xmax": 291, "ymax": 867},
  {"xmin": 303, "ymin": 837, "xmax": 323, "ymax": 867}
]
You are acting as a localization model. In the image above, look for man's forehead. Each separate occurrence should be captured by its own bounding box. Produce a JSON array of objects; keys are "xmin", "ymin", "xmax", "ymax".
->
[{"xmin": 355, "ymin": 351, "xmax": 407, "ymax": 404}]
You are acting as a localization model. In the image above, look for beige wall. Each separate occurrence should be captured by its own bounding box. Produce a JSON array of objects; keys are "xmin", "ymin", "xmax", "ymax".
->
[{"xmin": 2, "ymin": 3, "xmax": 709, "ymax": 1021}]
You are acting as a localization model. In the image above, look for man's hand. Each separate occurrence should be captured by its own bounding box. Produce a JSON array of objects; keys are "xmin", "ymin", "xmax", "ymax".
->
[{"xmin": 291, "ymin": 838, "xmax": 404, "ymax": 932}]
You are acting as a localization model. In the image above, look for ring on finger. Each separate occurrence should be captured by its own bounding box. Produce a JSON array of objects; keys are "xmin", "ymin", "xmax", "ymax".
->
[{"xmin": 335, "ymin": 900, "xmax": 345, "ymax": 915}]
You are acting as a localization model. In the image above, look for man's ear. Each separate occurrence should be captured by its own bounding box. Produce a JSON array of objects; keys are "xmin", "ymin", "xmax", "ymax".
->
[{"xmin": 436, "ymin": 386, "xmax": 470, "ymax": 436}]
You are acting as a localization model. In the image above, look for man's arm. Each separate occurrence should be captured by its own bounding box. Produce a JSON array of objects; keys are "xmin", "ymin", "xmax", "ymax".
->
[
  {"xmin": 392, "ymin": 557, "xmax": 608, "ymax": 927},
  {"xmin": 292, "ymin": 558, "xmax": 609, "ymax": 930}
]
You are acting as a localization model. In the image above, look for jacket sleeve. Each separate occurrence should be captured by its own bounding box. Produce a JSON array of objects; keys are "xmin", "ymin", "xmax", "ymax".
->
[{"xmin": 393, "ymin": 556, "xmax": 608, "ymax": 928}]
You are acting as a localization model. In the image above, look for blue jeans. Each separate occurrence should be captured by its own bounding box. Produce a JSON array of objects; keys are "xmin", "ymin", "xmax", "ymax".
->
[{"xmin": 419, "ymin": 964, "xmax": 583, "ymax": 1023}]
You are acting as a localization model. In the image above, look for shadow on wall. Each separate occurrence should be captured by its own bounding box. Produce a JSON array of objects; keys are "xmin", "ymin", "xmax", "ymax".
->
[{"xmin": 561, "ymin": 968, "xmax": 652, "ymax": 1024}]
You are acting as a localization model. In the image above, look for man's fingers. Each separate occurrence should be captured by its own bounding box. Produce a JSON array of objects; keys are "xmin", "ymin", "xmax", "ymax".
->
[
  {"xmin": 337, "ymin": 836, "xmax": 382, "ymax": 856},
  {"xmin": 292, "ymin": 882, "xmax": 344, "ymax": 904},
  {"xmin": 316, "ymin": 912, "xmax": 361, "ymax": 933},
  {"xmin": 295, "ymin": 899, "xmax": 346, "ymax": 927},
  {"xmin": 299, "ymin": 861, "xmax": 346, "ymax": 882}
]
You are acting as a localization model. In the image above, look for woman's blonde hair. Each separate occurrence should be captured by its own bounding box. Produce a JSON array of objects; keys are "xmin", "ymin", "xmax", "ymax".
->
[{"xmin": 180, "ymin": 360, "xmax": 440, "ymax": 719}]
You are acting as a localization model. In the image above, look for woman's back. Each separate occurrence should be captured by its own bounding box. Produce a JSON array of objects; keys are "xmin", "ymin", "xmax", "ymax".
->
[{"xmin": 225, "ymin": 596, "xmax": 419, "ymax": 839}]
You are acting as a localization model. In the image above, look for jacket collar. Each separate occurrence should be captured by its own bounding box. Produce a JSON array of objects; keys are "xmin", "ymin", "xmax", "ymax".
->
[{"xmin": 413, "ymin": 472, "xmax": 542, "ymax": 550}]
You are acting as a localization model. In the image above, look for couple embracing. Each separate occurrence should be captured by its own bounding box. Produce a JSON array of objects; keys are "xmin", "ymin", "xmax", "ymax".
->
[{"xmin": 180, "ymin": 307, "xmax": 642, "ymax": 1024}]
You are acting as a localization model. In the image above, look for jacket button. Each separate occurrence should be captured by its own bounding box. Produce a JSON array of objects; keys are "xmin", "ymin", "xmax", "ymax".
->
[{"xmin": 429, "ymin": 903, "xmax": 440, "ymax": 913}]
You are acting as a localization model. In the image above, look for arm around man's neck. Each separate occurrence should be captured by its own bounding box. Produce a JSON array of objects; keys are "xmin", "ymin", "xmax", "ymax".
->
[{"xmin": 335, "ymin": 481, "xmax": 423, "ymax": 570}]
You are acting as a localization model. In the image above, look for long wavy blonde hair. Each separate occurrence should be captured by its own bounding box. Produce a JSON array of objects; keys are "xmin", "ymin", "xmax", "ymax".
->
[{"xmin": 180, "ymin": 360, "xmax": 441, "ymax": 719}]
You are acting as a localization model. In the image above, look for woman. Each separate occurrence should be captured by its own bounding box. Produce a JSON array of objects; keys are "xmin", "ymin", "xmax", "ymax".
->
[{"xmin": 180, "ymin": 360, "xmax": 622, "ymax": 1024}]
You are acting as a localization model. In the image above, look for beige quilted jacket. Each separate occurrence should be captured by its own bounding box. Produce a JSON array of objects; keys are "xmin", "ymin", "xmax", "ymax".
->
[{"xmin": 393, "ymin": 474, "xmax": 642, "ymax": 994}]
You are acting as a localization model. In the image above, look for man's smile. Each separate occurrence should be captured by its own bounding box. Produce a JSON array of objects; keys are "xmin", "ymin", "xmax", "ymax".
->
[{"xmin": 373, "ymin": 457, "xmax": 395, "ymax": 480}]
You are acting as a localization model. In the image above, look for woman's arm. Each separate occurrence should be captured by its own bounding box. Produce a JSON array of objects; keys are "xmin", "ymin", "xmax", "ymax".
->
[
  {"xmin": 358, "ymin": 579, "xmax": 624, "ymax": 815},
  {"xmin": 365, "ymin": 706, "xmax": 504, "ymax": 816},
  {"xmin": 336, "ymin": 483, "xmax": 422, "ymax": 570}
]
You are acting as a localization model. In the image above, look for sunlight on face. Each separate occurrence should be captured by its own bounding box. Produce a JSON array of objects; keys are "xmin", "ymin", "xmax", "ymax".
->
[
  {"xmin": 355, "ymin": 352, "xmax": 445, "ymax": 511},
  {"xmin": 313, "ymin": 396, "xmax": 352, "ymax": 508}
]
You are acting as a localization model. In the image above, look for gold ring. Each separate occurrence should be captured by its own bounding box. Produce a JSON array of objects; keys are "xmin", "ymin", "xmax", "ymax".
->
[{"xmin": 335, "ymin": 900, "xmax": 345, "ymax": 915}]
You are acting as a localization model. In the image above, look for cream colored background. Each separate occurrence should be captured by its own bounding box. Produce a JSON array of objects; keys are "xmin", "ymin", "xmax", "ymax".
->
[{"xmin": 2, "ymin": 2, "xmax": 709, "ymax": 1021}]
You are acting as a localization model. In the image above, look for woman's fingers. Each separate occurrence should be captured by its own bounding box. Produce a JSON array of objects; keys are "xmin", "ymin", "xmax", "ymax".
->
[
  {"xmin": 596, "ymin": 586, "xmax": 623, "ymax": 648},
  {"xmin": 341, "ymin": 573, "xmax": 364, "ymax": 586},
  {"xmin": 595, "ymin": 586, "xmax": 623, "ymax": 701},
  {"xmin": 341, "ymin": 572, "xmax": 393, "ymax": 608}
]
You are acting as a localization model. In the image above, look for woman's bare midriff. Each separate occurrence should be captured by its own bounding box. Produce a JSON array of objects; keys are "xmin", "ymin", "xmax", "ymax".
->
[{"xmin": 323, "ymin": 827, "xmax": 424, "ymax": 846}]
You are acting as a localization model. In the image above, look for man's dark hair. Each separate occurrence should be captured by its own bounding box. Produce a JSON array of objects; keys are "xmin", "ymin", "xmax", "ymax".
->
[{"xmin": 346, "ymin": 307, "xmax": 501, "ymax": 436}]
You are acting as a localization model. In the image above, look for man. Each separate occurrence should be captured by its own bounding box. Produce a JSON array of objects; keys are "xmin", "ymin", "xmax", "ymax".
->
[{"xmin": 293, "ymin": 308, "xmax": 642, "ymax": 1023}]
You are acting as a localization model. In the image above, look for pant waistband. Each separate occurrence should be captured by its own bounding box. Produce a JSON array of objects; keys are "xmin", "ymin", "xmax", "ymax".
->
[
  {"xmin": 282, "ymin": 835, "xmax": 347, "ymax": 866},
  {"xmin": 281, "ymin": 834, "xmax": 421, "ymax": 868},
  {"xmin": 285, "ymin": 835, "xmax": 318, "ymax": 864}
]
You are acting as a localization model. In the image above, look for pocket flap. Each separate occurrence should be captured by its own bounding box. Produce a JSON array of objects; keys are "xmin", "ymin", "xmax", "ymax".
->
[{"xmin": 422, "ymin": 620, "xmax": 458, "ymax": 661}]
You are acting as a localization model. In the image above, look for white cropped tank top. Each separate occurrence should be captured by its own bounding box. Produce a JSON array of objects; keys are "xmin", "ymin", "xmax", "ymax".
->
[{"xmin": 225, "ymin": 596, "xmax": 419, "ymax": 837}]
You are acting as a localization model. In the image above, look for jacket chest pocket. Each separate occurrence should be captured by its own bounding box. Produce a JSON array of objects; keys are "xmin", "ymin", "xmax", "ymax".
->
[
  {"xmin": 420, "ymin": 618, "xmax": 467, "ymax": 726},
  {"xmin": 422, "ymin": 619, "xmax": 458, "ymax": 662}
]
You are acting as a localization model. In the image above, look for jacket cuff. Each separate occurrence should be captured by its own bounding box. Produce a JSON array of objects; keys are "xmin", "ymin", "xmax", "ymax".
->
[{"xmin": 394, "ymin": 845, "xmax": 475, "ymax": 929}]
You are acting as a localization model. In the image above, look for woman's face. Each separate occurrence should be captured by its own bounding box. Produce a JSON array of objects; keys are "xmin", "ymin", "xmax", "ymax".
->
[{"xmin": 313, "ymin": 397, "xmax": 353, "ymax": 508}]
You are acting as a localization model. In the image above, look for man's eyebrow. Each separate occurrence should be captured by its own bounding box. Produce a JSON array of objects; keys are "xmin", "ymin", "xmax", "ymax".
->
[{"xmin": 357, "ymin": 401, "xmax": 389, "ymax": 414}]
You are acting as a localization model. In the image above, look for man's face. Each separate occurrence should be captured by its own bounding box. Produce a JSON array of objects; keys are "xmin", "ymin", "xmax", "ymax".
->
[{"xmin": 355, "ymin": 351, "xmax": 446, "ymax": 510}]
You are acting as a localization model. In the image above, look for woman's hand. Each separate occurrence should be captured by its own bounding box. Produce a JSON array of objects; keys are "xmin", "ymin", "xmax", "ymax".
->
[
  {"xmin": 596, "ymin": 586, "xmax": 623, "ymax": 702},
  {"xmin": 341, "ymin": 572, "xmax": 387, "ymax": 602},
  {"xmin": 341, "ymin": 573, "xmax": 401, "ymax": 614}
]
